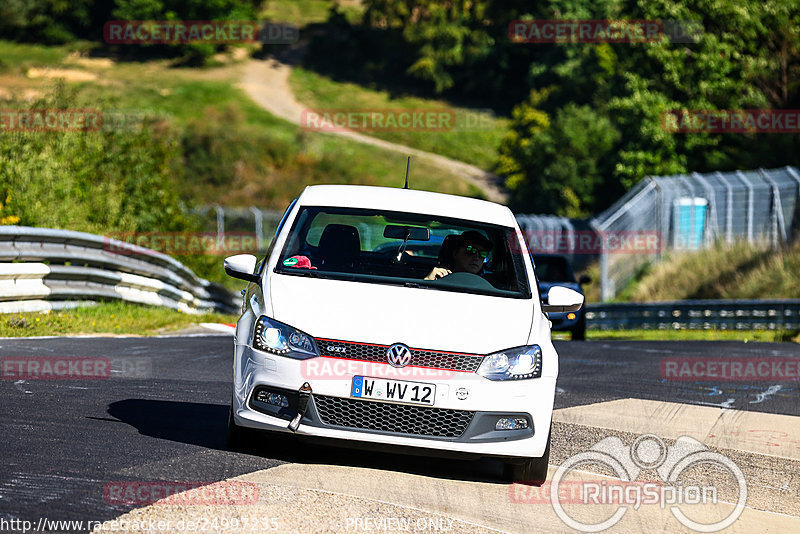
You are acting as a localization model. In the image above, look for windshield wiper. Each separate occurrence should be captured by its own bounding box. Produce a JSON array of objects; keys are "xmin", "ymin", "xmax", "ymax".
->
[{"xmin": 395, "ymin": 228, "xmax": 411, "ymax": 262}]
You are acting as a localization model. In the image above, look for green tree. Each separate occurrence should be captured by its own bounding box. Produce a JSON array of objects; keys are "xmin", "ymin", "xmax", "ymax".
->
[
  {"xmin": 0, "ymin": 0, "xmax": 94, "ymax": 43},
  {"xmin": 499, "ymin": 97, "xmax": 620, "ymax": 216}
]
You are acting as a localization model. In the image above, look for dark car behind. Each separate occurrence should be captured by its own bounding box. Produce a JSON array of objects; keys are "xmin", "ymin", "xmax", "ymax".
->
[{"xmin": 532, "ymin": 254, "xmax": 589, "ymax": 340}]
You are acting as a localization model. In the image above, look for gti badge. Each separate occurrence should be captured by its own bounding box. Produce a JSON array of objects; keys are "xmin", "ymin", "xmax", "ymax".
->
[{"xmin": 386, "ymin": 343, "xmax": 412, "ymax": 368}]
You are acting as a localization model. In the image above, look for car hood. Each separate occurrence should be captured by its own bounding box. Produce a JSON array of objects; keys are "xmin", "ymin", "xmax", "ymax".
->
[{"xmin": 268, "ymin": 274, "xmax": 536, "ymax": 354}]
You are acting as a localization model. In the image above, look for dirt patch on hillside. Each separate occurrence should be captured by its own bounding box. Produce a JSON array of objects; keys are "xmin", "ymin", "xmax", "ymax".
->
[{"xmin": 27, "ymin": 68, "xmax": 98, "ymax": 82}]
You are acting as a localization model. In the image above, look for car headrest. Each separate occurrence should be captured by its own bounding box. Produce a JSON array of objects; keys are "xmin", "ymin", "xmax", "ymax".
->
[
  {"xmin": 318, "ymin": 224, "xmax": 361, "ymax": 269},
  {"xmin": 437, "ymin": 234, "xmax": 461, "ymax": 269}
]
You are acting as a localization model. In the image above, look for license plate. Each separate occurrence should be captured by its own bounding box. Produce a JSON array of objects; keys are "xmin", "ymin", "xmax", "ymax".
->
[{"xmin": 351, "ymin": 376, "xmax": 436, "ymax": 406}]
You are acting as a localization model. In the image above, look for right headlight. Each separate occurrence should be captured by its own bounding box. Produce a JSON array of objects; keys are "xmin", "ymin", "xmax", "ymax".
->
[
  {"xmin": 477, "ymin": 345, "xmax": 542, "ymax": 380},
  {"xmin": 252, "ymin": 316, "xmax": 318, "ymax": 359}
]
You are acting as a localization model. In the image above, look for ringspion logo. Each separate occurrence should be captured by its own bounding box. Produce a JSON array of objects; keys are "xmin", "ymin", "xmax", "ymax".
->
[{"xmin": 548, "ymin": 434, "xmax": 746, "ymax": 532}]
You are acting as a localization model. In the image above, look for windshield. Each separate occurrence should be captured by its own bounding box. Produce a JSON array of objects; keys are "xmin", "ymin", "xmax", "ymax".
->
[
  {"xmin": 275, "ymin": 206, "xmax": 531, "ymax": 298},
  {"xmin": 532, "ymin": 255, "xmax": 575, "ymax": 283}
]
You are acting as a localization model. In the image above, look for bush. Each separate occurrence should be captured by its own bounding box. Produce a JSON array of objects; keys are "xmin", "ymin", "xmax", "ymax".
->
[{"xmin": 0, "ymin": 83, "xmax": 194, "ymax": 235}]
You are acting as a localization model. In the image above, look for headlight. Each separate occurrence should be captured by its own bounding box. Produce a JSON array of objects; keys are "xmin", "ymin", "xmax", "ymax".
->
[
  {"xmin": 253, "ymin": 316, "xmax": 318, "ymax": 359},
  {"xmin": 477, "ymin": 345, "xmax": 542, "ymax": 380}
]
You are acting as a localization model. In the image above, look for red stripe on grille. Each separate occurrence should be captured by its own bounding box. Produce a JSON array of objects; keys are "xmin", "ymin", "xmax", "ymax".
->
[{"xmin": 315, "ymin": 337, "xmax": 483, "ymax": 357}]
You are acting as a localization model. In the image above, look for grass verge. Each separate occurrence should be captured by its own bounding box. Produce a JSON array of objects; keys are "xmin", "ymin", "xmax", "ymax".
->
[
  {"xmin": 261, "ymin": 0, "xmax": 364, "ymax": 25},
  {"xmin": 289, "ymin": 66, "xmax": 508, "ymax": 172},
  {"xmin": 3, "ymin": 302, "xmax": 796, "ymax": 342},
  {"xmin": 563, "ymin": 329, "xmax": 800, "ymax": 343},
  {"xmin": 0, "ymin": 302, "xmax": 238, "ymax": 337}
]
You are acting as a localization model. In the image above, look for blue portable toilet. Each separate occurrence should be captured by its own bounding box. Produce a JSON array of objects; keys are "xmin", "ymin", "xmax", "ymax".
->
[{"xmin": 673, "ymin": 197, "xmax": 708, "ymax": 250}]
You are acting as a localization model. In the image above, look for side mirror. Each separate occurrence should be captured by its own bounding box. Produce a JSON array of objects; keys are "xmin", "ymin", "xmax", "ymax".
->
[
  {"xmin": 542, "ymin": 286, "xmax": 584, "ymax": 313},
  {"xmin": 578, "ymin": 274, "xmax": 592, "ymax": 285},
  {"xmin": 224, "ymin": 254, "xmax": 260, "ymax": 284}
]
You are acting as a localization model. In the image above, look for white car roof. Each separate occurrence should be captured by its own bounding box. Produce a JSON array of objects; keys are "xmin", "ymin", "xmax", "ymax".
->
[{"xmin": 295, "ymin": 185, "xmax": 516, "ymax": 227}]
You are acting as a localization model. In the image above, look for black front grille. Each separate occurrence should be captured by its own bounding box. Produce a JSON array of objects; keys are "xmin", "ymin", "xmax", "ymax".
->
[
  {"xmin": 316, "ymin": 339, "xmax": 484, "ymax": 372},
  {"xmin": 313, "ymin": 395, "xmax": 474, "ymax": 439}
]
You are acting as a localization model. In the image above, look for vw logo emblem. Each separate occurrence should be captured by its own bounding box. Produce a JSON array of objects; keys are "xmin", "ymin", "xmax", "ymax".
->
[{"xmin": 386, "ymin": 343, "xmax": 412, "ymax": 368}]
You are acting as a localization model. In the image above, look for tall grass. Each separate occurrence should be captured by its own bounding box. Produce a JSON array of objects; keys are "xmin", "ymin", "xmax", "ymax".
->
[{"xmin": 626, "ymin": 241, "xmax": 800, "ymax": 301}]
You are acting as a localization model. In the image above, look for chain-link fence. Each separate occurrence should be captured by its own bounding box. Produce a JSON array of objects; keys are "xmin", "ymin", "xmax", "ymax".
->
[
  {"xmin": 517, "ymin": 166, "xmax": 800, "ymax": 301},
  {"xmin": 191, "ymin": 206, "xmax": 285, "ymax": 253}
]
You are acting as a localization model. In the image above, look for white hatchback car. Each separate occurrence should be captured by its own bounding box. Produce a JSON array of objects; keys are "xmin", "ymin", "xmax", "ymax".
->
[{"xmin": 224, "ymin": 185, "xmax": 583, "ymax": 482}]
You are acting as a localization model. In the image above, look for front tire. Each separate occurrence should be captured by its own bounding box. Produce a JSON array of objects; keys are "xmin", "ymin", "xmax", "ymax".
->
[
  {"xmin": 571, "ymin": 314, "xmax": 586, "ymax": 340},
  {"xmin": 504, "ymin": 426, "xmax": 551, "ymax": 484}
]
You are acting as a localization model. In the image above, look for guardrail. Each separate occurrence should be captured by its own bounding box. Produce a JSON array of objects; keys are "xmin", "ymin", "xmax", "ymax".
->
[
  {"xmin": 0, "ymin": 226, "xmax": 239, "ymax": 314},
  {"xmin": 586, "ymin": 299, "xmax": 800, "ymax": 330}
]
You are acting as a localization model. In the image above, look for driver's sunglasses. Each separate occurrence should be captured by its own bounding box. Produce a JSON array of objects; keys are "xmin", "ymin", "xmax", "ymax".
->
[{"xmin": 464, "ymin": 244, "xmax": 490, "ymax": 261}]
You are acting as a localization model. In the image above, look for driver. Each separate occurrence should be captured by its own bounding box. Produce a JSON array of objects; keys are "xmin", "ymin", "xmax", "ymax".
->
[{"xmin": 424, "ymin": 231, "xmax": 492, "ymax": 280}]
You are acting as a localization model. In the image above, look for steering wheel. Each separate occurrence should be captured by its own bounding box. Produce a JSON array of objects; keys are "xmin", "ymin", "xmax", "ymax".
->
[{"xmin": 429, "ymin": 271, "xmax": 495, "ymax": 290}]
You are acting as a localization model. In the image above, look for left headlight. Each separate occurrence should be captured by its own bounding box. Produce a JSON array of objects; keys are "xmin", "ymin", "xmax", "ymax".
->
[
  {"xmin": 477, "ymin": 345, "xmax": 542, "ymax": 380},
  {"xmin": 253, "ymin": 316, "xmax": 318, "ymax": 359}
]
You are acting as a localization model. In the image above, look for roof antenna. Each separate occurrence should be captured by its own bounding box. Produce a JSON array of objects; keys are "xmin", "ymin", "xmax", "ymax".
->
[{"xmin": 404, "ymin": 156, "xmax": 410, "ymax": 189}]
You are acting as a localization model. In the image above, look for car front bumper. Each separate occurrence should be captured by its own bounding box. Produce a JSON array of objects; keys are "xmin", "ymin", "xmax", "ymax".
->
[{"xmin": 232, "ymin": 344, "xmax": 555, "ymax": 459}]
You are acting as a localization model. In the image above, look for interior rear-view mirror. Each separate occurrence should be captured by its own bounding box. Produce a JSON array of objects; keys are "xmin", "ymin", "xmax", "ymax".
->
[{"xmin": 383, "ymin": 225, "xmax": 431, "ymax": 241}]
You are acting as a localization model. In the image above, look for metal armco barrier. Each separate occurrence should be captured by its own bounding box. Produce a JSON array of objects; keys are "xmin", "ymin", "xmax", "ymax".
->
[
  {"xmin": 586, "ymin": 299, "xmax": 800, "ymax": 330},
  {"xmin": 0, "ymin": 226, "xmax": 239, "ymax": 314}
]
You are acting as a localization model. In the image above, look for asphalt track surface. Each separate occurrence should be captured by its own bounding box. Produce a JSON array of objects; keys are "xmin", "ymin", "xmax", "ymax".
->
[{"xmin": 1, "ymin": 335, "xmax": 799, "ymax": 532}]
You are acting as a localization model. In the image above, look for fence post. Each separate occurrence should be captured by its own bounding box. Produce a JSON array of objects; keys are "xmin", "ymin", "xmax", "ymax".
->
[
  {"xmin": 736, "ymin": 171, "xmax": 754, "ymax": 242},
  {"xmin": 214, "ymin": 205, "xmax": 225, "ymax": 240},
  {"xmin": 716, "ymin": 172, "xmax": 734, "ymax": 244},
  {"xmin": 786, "ymin": 166, "xmax": 800, "ymax": 245},
  {"xmin": 249, "ymin": 206, "xmax": 264, "ymax": 251},
  {"xmin": 649, "ymin": 177, "xmax": 663, "ymax": 261},
  {"xmin": 600, "ymin": 249, "xmax": 610, "ymax": 302}
]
